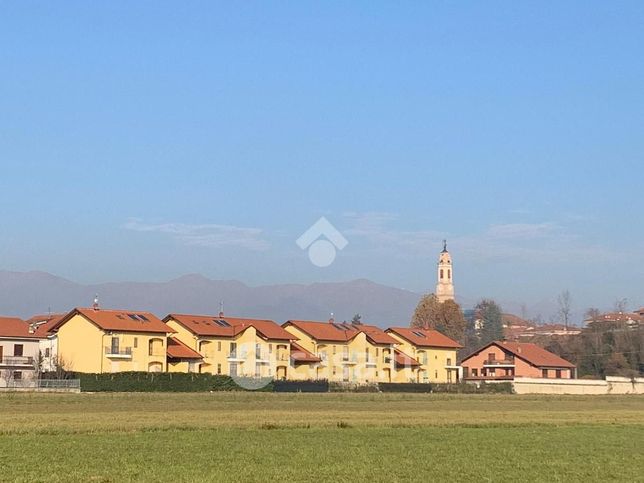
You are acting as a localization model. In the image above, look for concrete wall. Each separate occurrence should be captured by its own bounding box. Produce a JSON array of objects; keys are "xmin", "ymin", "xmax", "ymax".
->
[{"xmin": 513, "ymin": 376, "xmax": 644, "ymax": 395}]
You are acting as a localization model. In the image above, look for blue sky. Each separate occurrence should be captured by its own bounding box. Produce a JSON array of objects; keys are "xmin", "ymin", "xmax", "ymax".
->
[{"xmin": 1, "ymin": 2, "xmax": 643, "ymax": 316}]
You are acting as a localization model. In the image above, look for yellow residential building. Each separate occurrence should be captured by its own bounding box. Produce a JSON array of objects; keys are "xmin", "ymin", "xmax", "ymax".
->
[
  {"xmin": 167, "ymin": 337, "xmax": 203, "ymax": 373},
  {"xmin": 385, "ymin": 327, "xmax": 462, "ymax": 383},
  {"xmin": 282, "ymin": 319, "xmax": 401, "ymax": 383},
  {"xmin": 163, "ymin": 314, "xmax": 294, "ymax": 380},
  {"xmin": 51, "ymin": 307, "xmax": 174, "ymax": 373}
]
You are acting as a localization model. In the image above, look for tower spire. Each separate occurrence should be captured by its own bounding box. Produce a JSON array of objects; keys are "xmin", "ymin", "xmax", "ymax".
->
[{"xmin": 435, "ymin": 242, "xmax": 455, "ymax": 303}]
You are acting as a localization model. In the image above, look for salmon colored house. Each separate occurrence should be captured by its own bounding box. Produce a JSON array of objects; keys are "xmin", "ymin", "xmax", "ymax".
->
[
  {"xmin": 0, "ymin": 316, "xmax": 42, "ymax": 387},
  {"xmin": 460, "ymin": 340, "xmax": 576, "ymax": 381}
]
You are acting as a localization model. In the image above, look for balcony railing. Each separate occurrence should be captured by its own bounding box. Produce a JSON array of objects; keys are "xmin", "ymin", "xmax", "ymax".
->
[
  {"xmin": 0, "ymin": 356, "xmax": 34, "ymax": 366},
  {"xmin": 104, "ymin": 347, "xmax": 132, "ymax": 358},
  {"xmin": 483, "ymin": 358, "xmax": 515, "ymax": 366}
]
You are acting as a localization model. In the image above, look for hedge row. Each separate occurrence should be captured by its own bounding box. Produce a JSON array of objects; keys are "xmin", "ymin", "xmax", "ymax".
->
[
  {"xmin": 49, "ymin": 372, "xmax": 268, "ymax": 392},
  {"xmin": 42, "ymin": 372, "xmax": 513, "ymax": 394}
]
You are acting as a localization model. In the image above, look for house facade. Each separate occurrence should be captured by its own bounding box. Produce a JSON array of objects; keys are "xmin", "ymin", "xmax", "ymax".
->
[
  {"xmin": 51, "ymin": 308, "xmax": 173, "ymax": 373},
  {"xmin": 0, "ymin": 317, "xmax": 42, "ymax": 387},
  {"xmin": 385, "ymin": 327, "xmax": 462, "ymax": 383},
  {"xmin": 167, "ymin": 337, "xmax": 204, "ymax": 373},
  {"xmin": 164, "ymin": 314, "xmax": 294, "ymax": 379},
  {"xmin": 460, "ymin": 340, "xmax": 576, "ymax": 381}
]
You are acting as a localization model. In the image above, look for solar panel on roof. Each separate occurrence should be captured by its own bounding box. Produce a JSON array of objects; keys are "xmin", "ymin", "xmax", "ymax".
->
[
  {"xmin": 332, "ymin": 323, "xmax": 346, "ymax": 331},
  {"xmin": 214, "ymin": 319, "xmax": 231, "ymax": 327},
  {"xmin": 412, "ymin": 331, "xmax": 426, "ymax": 338},
  {"xmin": 138, "ymin": 314, "xmax": 149, "ymax": 322},
  {"xmin": 127, "ymin": 314, "xmax": 139, "ymax": 321}
]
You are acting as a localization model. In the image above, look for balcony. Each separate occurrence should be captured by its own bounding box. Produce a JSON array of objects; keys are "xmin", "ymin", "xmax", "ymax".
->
[
  {"xmin": 227, "ymin": 352, "xmax": 247, "ymax": 362},
  {"xmin": 341, "ymin": 355, "xmax": 358, "ymax": 365},
  {"xmin": 104, "ymin": 347, "xmax": 132, "ymax": 359},
  {"xmin": 483, "ymin": 358, "xmax": 515, "ymax": 367},
  {"xmin": 0, "ymin": 356, "xmax": 34, "ymax": 367}
]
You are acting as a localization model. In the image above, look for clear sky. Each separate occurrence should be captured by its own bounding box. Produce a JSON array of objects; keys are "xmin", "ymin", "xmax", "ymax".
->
[{"xmin": 1, "ymin": 2, "xmax": 643, "ymax": 316}]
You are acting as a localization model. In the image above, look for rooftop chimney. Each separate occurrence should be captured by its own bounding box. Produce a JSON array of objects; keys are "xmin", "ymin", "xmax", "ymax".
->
[
  {"xmin": 219, "ymin": 301, "xmax": 224, "ymax": 318},
  {"xmin": 93, "ymin": 294, "xmax": 100, "ymax": 311}
]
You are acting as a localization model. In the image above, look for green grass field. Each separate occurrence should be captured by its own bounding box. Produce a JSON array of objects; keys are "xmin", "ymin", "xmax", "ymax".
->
[{"xmin": 0, "ymin": 393, "xmax": 642, "ymax": 482}]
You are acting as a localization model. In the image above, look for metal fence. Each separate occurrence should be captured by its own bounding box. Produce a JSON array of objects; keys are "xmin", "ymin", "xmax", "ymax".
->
[{"xmin": 2, "ymin": 379, "xmax": 80, "ymax": 390}]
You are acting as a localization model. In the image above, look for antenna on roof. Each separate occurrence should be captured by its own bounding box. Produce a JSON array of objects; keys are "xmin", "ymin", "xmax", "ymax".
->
[
  {"xmin": 93, "ymin": 294, "xmax": 100, "ymax": 311},
  {"xmin": 219, "ymin": 301, "xmax": 224, "ymax": 318},
  {"xmin": 329, "ymin": 312, "xmax": 335, "ymax": 324}
]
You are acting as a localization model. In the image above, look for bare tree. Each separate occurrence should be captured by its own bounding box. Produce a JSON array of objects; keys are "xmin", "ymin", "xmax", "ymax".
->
[
  {"xmin": 584, "ymin": 307, "xmax": 601, "ymax": 327},
  {"xmin": 557, "ymin": 290, "xmax": 572, "ymax": 330},
  {"xmin": 1, "ymin": 369, "xmax": 14, "ymax": 388},
  {"xmin": 614, "ymin": 298, "xmax": 628, "ymax": 313}
]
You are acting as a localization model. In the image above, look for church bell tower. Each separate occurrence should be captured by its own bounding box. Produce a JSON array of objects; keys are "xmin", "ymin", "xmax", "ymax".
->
[{"xmin": 436, "ymin": 240, "xmax": 455, "ymax": 303}]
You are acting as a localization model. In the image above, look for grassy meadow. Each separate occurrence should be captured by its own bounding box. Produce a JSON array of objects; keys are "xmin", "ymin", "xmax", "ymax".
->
[{"xmin": 0, "ymin": 392, "xmax": 642, "ymax": 482}]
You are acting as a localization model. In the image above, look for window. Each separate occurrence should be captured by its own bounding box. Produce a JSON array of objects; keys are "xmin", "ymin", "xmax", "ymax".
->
[
  {"xmin": 472, "ymin": 368, "xmax": 478, "ymax": 377},
  {"xmin": 217, "ymin": 341, "xmax": 221, "ymax": 352},
  {"xmin": 440, "ymin": 269, "xmax": 444, "ymax": 279},
  {"xmin": 230, "ymin": 342, "xmax": 237, "ymax": 357},
  {"xmin": 217, "ymin": 364, "xmax": 222, "ymax": 375},
  {"xmin": 13, "ymin": 371, "xmax": 22, "ymax": 380},
  {"xmin": 447, "ymin": 358, "xmax": 452, "ymax": 366},
  {"xmin": 255, "ymin": 362, "xmax": 261, "ymax": 377},
  {"xmin": 366, "ymin": 348, "xmax": 370, "ymax": 361},
  {"xmin": 111, "ymin": 338, "xmax": 119, "ymax": 354},
  {"xmin": 133, "ymin": 337, "xmax": 138, "ymax": 348},
  {"xmin": 269, "ymin": 344, "xmax": 273, "ymax": 354},
  {"xmin": 448, "ymin": 269, "xmax": 451, "ymax": 280},
  {"xmin": 435, "ymin": 371, "xmax": 438, "ymax": 379},
  {"xmin": 45, "ymin": 348, "xmax": 50, "ymax": 357},
  {"xmin": 556, "ymin": 369, "xmax": 562, "ymax": 379},
  {"xmin": 542, "ymin": 369, "xmax": 548, "ymax": 378},
  {"xmin": 488, "ymin": 352, "xmax": 495, "ymax": 361},
  {"xmin": 13, "ymin": 344, "xmax": 23, "ymax": 357},
  {"xmin": 333, "ymin": 345, "xmax": 336, "ymax": 355},
  {"xmin": 255, "ymin": 343, "xmax": 261, "ymax": 359},
  {"xmin": 375, "ymin": 348, "xmax": 379, "ymax": 357}
]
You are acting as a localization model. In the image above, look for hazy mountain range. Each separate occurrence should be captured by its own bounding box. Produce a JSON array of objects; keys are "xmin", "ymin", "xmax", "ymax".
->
[
  {"xmin": 0, "ymin": 270, "xmax": 572, "ymax": 327},
  {"xmin": 0, "ymin": 271, "xmax": 425, "ymax": 326}
]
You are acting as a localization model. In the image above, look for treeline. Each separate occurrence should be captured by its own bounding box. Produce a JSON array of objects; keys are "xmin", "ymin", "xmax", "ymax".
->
[{"xmin": 536, "ymin": 321, "xmax": 644, "ymax": 378}]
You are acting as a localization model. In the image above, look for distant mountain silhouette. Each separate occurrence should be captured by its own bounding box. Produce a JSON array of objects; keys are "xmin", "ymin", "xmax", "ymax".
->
[{"xmin": 0, "ymin": 271, "xmax": 423, "ymax": 327}]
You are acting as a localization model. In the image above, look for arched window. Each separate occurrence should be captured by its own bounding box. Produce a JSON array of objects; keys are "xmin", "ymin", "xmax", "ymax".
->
[
  {"xmin": 448, "ymin": 269, "xmax": 451, "ymax": 280},
  {"xmin": 440, "ymin": 269, "xmax": 444, "ymax": 280}
]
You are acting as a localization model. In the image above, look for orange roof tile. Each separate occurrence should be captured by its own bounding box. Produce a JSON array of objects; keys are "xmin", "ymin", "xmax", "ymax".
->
[
  {"xmin": 25, "ymin": 314, "xmax": 65, "ymax": 337},
  {"xmin": 167, "ymin": 337, "xmax": 203, "ymax": 360},
  {"xmin": 462, "ymin": 341, "xmax": 575, "ymax": 369},
  {"xmin": 359, "ymin": 324, "xmax": 399, "ymax": 345},
  {"xmin": 0, "ymin": 316, "xmax": 41, "ymax": 339},
  {"xmin": 393, "ymin": 349, "xmax": 421, "ymax": 367},
  {"xmin": 52, "ymin": 308, "xmax": 173, "ymax": 334},
  {"xmin": 284, "ymin": 320, "xmax": 361, "ymax": 342},
  {"xmin": 386, "ymin": 327, "xmax": 462, "ymax": 349},
  {"xmin": 290, "ymin": 342, "xmax": 321, "ymax": 363},
  {"xmin": 166, "ymin": 314, "xmax": 294, "ymax": 341}
]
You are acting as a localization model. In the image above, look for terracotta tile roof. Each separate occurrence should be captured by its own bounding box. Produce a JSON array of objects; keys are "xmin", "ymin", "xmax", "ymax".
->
[
  {"xmin": 167, "ymin": 337, "xmax": 203, "ymax": 360},
  {"xmin": 496, "ymin": 341, "xmax": 575, "ymax": 368},
  {"xmin": 52, "ymin": 308, "xmax": 174, "ymax": 334},
  {"xmin": 386, "ymin": 327, "xmax": 462, "ymax": 349},
  {"xmin": 462, "ymin": 341, "xmax": 575, "ymax": 369},
  {"xmin": 284, "ymin": 320, "xmax": 361, "ymax": 342},
  {"xmin": 166, "ymin": 314, "xmax": 294, "ymax": 341},
  {"xmin": 0, "ymin": 316, "xmax": 41, "ymax": 339},
  {"xmin": 393, "ymin": 349, "xmax": 421, "ymax": 367},
  {"xmin": 25, "ymin": 314, "xmax": 65, "ymax": 337},
  {"xmin": 359, "ymin": 324, "xmax": 399, "ymax": 345},
  {"xmin": 290, "ymin": 342, "xmax": 321, "ymax": 363}
]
